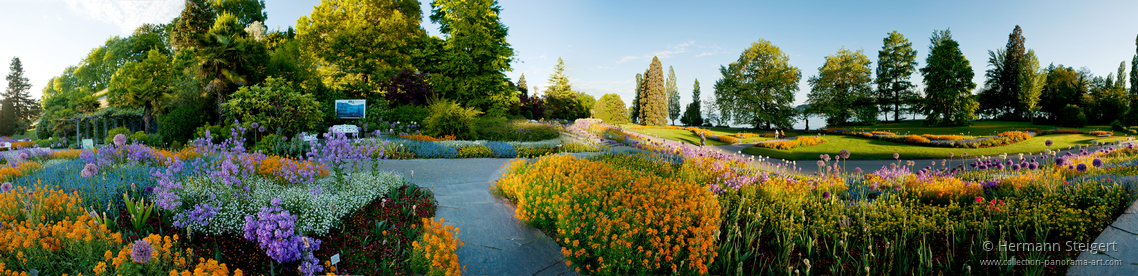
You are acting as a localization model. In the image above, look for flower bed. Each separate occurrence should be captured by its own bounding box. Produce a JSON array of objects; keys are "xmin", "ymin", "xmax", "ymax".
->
[
  {"xmin": 833, "ymin": 129, "xmax": 1033, "ymax": 148},
  {"xmin": 753, "ymin": 136, "xmax": 827, "ymax": 150},
  {"xmin": 494, "ymin": 139, "xmax": 1138, "ymax": 275}
]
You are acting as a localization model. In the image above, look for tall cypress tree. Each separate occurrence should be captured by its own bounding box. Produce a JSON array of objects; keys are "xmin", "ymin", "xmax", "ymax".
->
[
  {"xmin": 666, "ymin": 66, "xmax": 680, "ymax": 125},
  {"xmin": 1117, "ymin": 61, "xmax": 1127, "ymax": 90},
  {"xmin": 1000, "ymin": 25, "xmax": 1026, "ymax": 119},
  {"xmin": 680, "ymin": 79, "xmax": 703, "ymax": 126},
  {"xmin": 1130, "ymin": 35, "xmax": 1138, "ymax": 124},
  {"xmin": 630, "ymin": 73, "xmax": 642, "ymax": 124},
  {"xmin": 639, "ymin": 57, "xmax": 666, "ymax": 126}
]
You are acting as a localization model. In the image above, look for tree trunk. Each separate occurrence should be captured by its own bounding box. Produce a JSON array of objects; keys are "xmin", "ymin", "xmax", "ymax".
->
[{"xmin": 143, "ymin": 104, "xmax": 153, "ymax": 134}]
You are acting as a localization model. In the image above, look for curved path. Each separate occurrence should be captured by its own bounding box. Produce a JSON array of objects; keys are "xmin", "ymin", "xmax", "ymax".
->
[{"xmin": 379, "ymin": 158, "xmax": 577, "ymax": 276}]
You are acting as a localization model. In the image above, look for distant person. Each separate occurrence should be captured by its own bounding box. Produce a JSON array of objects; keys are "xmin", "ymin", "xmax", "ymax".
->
[{"xmin": 700, "ymin": 131, "xmax": 706, "ymax": 147}]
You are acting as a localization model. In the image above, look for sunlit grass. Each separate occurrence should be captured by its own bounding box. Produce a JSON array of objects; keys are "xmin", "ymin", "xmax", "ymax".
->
[{"xmin": 744, "ymin": 133, "xmax": 1129, "ymax": 160}]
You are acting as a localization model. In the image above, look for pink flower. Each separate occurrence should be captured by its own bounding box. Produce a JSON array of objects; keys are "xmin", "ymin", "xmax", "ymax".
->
[
  {"xmin": 130, "ymin": 239, "xmax": 153, "ymax": 263},
  {"xmin": 80, "ymin": 163, "xmax": 98, "ymax": 178},
  {"xmin": 113, "ymin": 134, "xmax": 127, "ymax": 146},
  {"xmin": 0, "ymin": 182, "xmax": 11, "ymax": 193}
]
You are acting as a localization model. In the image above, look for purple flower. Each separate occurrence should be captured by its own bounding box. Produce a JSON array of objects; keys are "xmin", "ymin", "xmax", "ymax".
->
[
  {"xmin": 1028, "ymin": 162, "xmax": 1038, "ymax": 170},
  {"xmin": 1092, "ymin": 158, "xmax": 1103, "ymax": 168},
  {"xmin": 1055, "ymin": 157, "xmax": 1065, "ymax": 166},
  {"xmin": 822, "ymin": 191, "xmax": 831, "ymax": 199},
  {"xmin": 1011, "ymin": 164, "xmax": 1021, "ymax": 171},
  {"xmin": 281, "ymin": 136, "xmax": 288, "ymax": 142},
  {"xmin": 853, "ymin": 167, "xmax": 863, "ymax": 174},
  {"xmin": 893, "ymin": 153, "xmax": 900, "ymax": 159},
  {"xmin": 949, "ymin": 152, "xmax": 954, "ymax": 158},
  {"xmin": 131, "ymin": 239, "xmax": 153, "ymax": 263},
  {"xmin": 0, "ymin": 182, "xmax": 11, "ymax": 192},
  {"xmin": 259, "ymin": 126, "xmax": 266, "ymax": 133},
  {"xmin": 817, "ymin": 160, "xmax": 825, "ymax": 167},
  {"xmin": 1045, "ymin": 139, "xmax": 1053, "ymax": 147},
  {"xmin": 839, "ymin": 149, "xmax": 850, "ymax": 159},
  {"xmin": 251, "ymin": 122, "xmax": 259, "ymax": 129},
  {"xmin": 1076, "ymin": 163, "xmax": 1087, "ymax": 172},
  {"xmin": 80, "ymin": 163, "xmax": 98, "ymax": 178},
  {"xmin": 114, "ymin": 134, "xmax": 127, "ymax": 146}
]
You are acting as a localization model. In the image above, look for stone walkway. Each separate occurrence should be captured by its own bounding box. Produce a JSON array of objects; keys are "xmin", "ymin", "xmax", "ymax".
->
[
  {"xmin": 1067, "ymin": 200, "xmax": 1138, "ymax": 276},
  {"xmin": 379, "ymin": 158, "xmax": 577, "ymax": 276}
]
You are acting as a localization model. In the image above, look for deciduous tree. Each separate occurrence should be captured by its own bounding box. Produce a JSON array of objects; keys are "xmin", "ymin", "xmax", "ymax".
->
[
  {"xmin": 714, "ymin": 39, "xmax": 800, "ymax": 129},
  {"xmin": 807, "ymin": 47, "xmax": 875, "ymax": 126},
  {"xmin": 1018, "ymin": 49, "xmax": 1045, "ymax": 122},
  {"xmin": 594, "ymin": 93, "xmax": 629, "ymax": 124},
  {"xmin": 109, "ymin": 49, "xmax": 174, "ymax": 134}
]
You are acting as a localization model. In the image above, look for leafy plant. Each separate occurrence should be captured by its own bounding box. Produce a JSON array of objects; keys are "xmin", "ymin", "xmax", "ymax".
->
[{"xmin": 423, "ymin": 100, "xmax": 481, "ymax": 140}]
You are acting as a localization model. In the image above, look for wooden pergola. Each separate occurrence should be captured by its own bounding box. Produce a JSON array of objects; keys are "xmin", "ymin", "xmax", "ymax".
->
[{"xmin": 62, "ymin": 108, "xmax": 145, "ymax": 146}]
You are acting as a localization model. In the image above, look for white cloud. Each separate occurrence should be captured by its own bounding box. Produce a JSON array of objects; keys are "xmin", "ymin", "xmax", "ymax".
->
[
  {"xmin": 617, "ymin": 40, "xmax": 697, "ymax": 63},
  {"xmin": 64, "ymin": 0, "xmax": 184, "ymax": 34},
  {"xmin": 696, "ymin": 52, "xmax": 714, "ymax": 57}
]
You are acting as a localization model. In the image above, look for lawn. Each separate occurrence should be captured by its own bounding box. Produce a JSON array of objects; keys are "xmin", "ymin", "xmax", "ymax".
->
[
  {"xmin": 744, "ymin": 133, "xmax": 1129, "ymax": 160},
  {"xmin": 829, "ymin": 120, "xmax": 1112, "ymax": 136},
  {"xmin": 618, "ymin": 124, "xmax": 771, "ymax": 145}
]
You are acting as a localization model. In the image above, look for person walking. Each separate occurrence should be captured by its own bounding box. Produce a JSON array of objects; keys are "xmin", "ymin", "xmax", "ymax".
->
[{"xmin": 700, "ymin": 131, "xmax": 706, "ymax": 147}]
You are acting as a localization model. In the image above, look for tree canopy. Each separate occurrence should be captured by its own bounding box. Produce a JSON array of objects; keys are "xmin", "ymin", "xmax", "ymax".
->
[
  {"xmin": 875, "ymin": 31, "xmax": 919, "ymax": 122},
  {"xmin": 428, "ymin": 0, "xmax": 516, "ymax": 114},
  {"xmin": 714, "ymin": 39, "xmax": 800, "ymax": 129},
  {"xmin": 807, "ymin": 47, "xmax": 875, "ymax": 126},
  {"xmin": 920, "ymin": 29, "xmax": 977, "ymax": 126},
  {"xmin": 639, "ymin": 57, "xmax": 667, "ymax": 126}
]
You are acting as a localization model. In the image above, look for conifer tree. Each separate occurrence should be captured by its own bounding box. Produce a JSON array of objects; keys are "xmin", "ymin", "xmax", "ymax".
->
[
  {"xmin": 666, "ymin": 66, "xmax": 680, "ymax": 125},
  {"xmin": 639, "ymin": 57, "xmax": 666, "ymax": 126}
]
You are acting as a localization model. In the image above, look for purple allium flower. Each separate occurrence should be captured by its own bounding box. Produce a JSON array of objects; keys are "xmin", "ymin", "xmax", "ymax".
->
[
  {"xmin": 996, "ymin": 163, "xmax": 1005, "ymax": 170},
  {"xmin": 80, "ymin": 163, "xmax": 98, "ymax": 178},
  {"xmin": 114, "ymin": 134, "xmax": 127, "ymax": 146},
  {"xmin": 1045, "ymin": 139, "xmax": 1053, "ymax": 147},
  {"xmin": 251, "ymin": 122, "xmax": 259, "ymax": 129},
  {"xmin": 817, "ymin": 160, "xmax": 825, "ymax": 167},
  {"xmin": 822, "ymin": 191, "xmax": 831, "ymax": 199},
  {"xmin": 839, "ymin": 149, "xmax": 850, "ymax": 159},
  {"xmin": 1056, "ymin": 157, "xmax": 1065, "ymax": 166},
  {"xmin": 259, "ymin": 126, "xmax": 266, "ymax": 133},
  {"xmin": 893, "ymin": 153, "xmax": 900, "ymax": 159},
  {"xmin": 131, "ymin": 239, "xmax": 153, "ymax": 263},
  {"xmin": 0, "ymin": 182, "xmax": 11, "ymax": 192},
  {"xmin": 1092, "ymin": 158, "xmax": 1103, "ymax": 168},
  {"xmin": 1011, "ymin": 164, "xmax": 1021, "ymax": 171},
  {"xmin": 1077, "ymin": 163, "xmax": 1087, "ymax": 172},
  {"xmin": 853, "ymin": 167, "xmax": 863, "ymax": 174},
  {"xmin": 1028, "ymin": 162, "xmax": 1038, "ymax": 170},
  {"xmin": 144, "ymin": 186, "xmax": 154, "ymax": 194},
  {"xmin": 949, "ymin": 152, "xmax": 954, "ymax": 158}
]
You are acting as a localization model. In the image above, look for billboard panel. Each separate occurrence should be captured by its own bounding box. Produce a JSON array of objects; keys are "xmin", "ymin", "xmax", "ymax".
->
[{"xmin": 335, "ymin": 100, "xmax": 366, "ymax": 119}]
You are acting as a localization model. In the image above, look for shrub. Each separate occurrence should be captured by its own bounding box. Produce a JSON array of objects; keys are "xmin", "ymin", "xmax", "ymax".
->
[
  {"xmin": 1061, "ymin": 104, "xmax": 1087, "ymax": 127},
  {"xmin": 146, "ymin": 133, "xmax": 164, "ymax": 147},
  {"xmin": 159, "ymin": 100, "xmax": 210, "ymax": 145},
  {"xmin": 383, "ymin": 104, "xmax": 431, "ymax": 127},
  {"xmin": 410, "ymin": 217, "xmax": 463, "ymax": 276},
  {"xmin": 904, "ymin": 135, "xmax": 931, "ymax": 144},
  {"xmin": 194, "ymin": 123, "xmax": 231, "ymax": 144},
  {"xmin": 423, "ymin": 100, "xmax": 482, "ymax": 140},
  {"xmin": 474, "ymin": 118, "xmax": 560, "ymax": 141},
  {"xmin": 105, "ymin": 126, "xmax": 132, "ymax": 145},
  {"xmin": 223, "ymin": 77, "xmax": 323, "ymax": 136},
  {"xmin": 718, "ymin": 135, "xmax": 740, "ymax": 144},
  {"xmin": 1112, "ymin": 119, "xmax": 1126, "ymax": 132},
  {"xmin": 921, "ymin": 134, "xmax": 965, "ymax": 140},
  {"xmin": 457, "ymin": 145, "xmax": 494, "ymax": 158},
  {"xmin": 129, "ymin": 131, "xmax": 148, "ymax": 144}
]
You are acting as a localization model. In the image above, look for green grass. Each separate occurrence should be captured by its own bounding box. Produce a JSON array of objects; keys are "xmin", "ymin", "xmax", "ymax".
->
[
  {"xmin": 743, "ymin": 133, "xmax": 1129, "ymax": 160},
  {"xmin": 829, "ymin": 120, "xmax": 1112, "ymax": 136},
  {"xmin": 618, "ymin": 124, "xmax": 771, "ymax": 146}
]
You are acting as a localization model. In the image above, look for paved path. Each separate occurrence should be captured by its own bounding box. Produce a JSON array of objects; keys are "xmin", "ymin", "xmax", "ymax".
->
[
  {"xmin": 1067, "ymin": 200, "xmax": 1138, "ymax": 276},
  {"xmin": 379, "ymin": 158, "xmax": 577, "ymax": 276}
]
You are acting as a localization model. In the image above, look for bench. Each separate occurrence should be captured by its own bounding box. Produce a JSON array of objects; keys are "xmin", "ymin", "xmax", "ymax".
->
[{"xmin": 331, "ymin": 124, "xmax": 360, "ymax": 137}]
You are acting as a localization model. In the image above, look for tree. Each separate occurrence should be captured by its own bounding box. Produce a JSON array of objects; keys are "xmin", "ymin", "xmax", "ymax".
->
[
  {"xmin": 223, "ymin": 77, "xmax": 323, "ymax": 136},
  {"xmin": 297, "ymin": 0, "xmax": 426, "ymax": 99},
  {"xmin": 1039, "ymin": 64, "xmax": 1086, "ymax": 122},
  {"xmin": 172, "ymin": 0, "xmax": 216, "ymax": 51},
  {"xmin": 5, "ymin": 57, "xmax": 38, "ymax": 131},
  {"xmin": 807, "ymin": 47, "xmax": 875, "ymax": 126},
  {"xmin": 1018, "ymin": 49, "xmax": 1046, "ymax": 122},
  {"xmin": 999, "ymin": 25, "xmax": 1027, "ymax": 119},
  {"xmin": 108, "ymin": 49, "xmax": 174, "ymax": 134},
  {"xmin": 1130, "ymin": 35, "xmax": 1138, "ymax": 124},
  {"xmin": 594, "ymin": 93, "xmax": 629, "ymax": 124},
  {"xmin": 198, "ymin": 12, "xmax": 269, "ymax": 122},
  {"xmin": 577, "ymin": 92, "xmax": 596, "ymax": 118},
  {"xmin": 920, "ymin": 29, "xmax": 978, "ymax": 126},
  {"xmin": 639, "ymin": 57, "xmax": 667, "ymax": 126},
  {"xmin": 714, "ymin": 39, "xmax": 800, "ymax": 129},
  {"xmin": 0, "ymin": 99, "xmax": 14, "ymax": 135},
  {"xmin": 666, "ymin": 66, "xmax": 680, "ymax": 125},
  {"xmin": 875, "ymin": 31, "xmax": 919, "ymax": 122},
  {"xmin": 211, "ymin": 0, "xmax": 266, "ymax": 27},
  {"xmin": 976, "ymin": 48, "xmax": 1006, "ymax": 119},
  {"xmin": 543, "ymin": 57, "xmax": 582, "ymax": 119},
  {"xmin": 629, "ymin": 73, "xmax": 642, "ymax": 124},
  {"xmin": 428, "ymin": 0, "xmax": 516, "ymax": 114},
  {"xmin": 680, "ymin": 79, "xmax": 703, "ymax": 126},
  {"xmin": 1116, "ymin": 61, "xmax": 1127, "ymax": 89}
]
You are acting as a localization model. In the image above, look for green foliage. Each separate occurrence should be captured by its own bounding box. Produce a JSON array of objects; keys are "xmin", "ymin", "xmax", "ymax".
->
[
  {"xmin": 384, "ymin": 104, "xmax": 431, "ymax": 126},
  {"xmin": 998, "ymin": 25, "xmax": 1027, "ymax": 119},
  {"xmin": 198, "ymin": 13, "xmax": 270, "ymax": 120},
  {"xmin": 680, "ymin": 79, "xmax": 703, "ymax": 127},
  {"xmin": 211, "ymin": 0, "xmax": 266, "ymax": 27},
  {"xmin": 147, "ymin": 133, "xmax": 164, "ymax": 147},
  {"xmin": 639, "ymin": 57, "xmax": 667, "ymax": 126},
  {"xmin": 1112, "ymin": 119, "xmax": 1127, "ymax": 132},
  {"xmin": 129, "ymin": 131, "xmax": 148, "ymax": 145},
  {"xmin": 172, "ymin": 0, "xmax": 215, "ymax": 50},
  {"xmin": 920, "ymin": 29, "xmax": 977, "ymax": 126},
  {"xmin": 104, "ymin": 127, "xmax": 131, "ymax": 145},
  {"xmin": 542, "ymin": 57, "xmax": 584, "ymax": 119},
  {"xmin": 1060, "ymin": 105, "xmax": 1087, "ymax": 127},
  {"xmin": 159, "ymin": 99, "xmax": 211, "ymax": 145},
  {"xmin": 427, "ymin": 0, "xmax": 516, "ymax": 113},
  {"xmin": 807, "ymin": 47, "xmax": 876, "ymax": 126},
  {"xmin": 666, "ymin": 66, "xmax": 680, "ymax": 125},
  {"xmin": 1018, "ymin": 49, "xmax": 1046, "ymax": 122},
  {"xmin": 876, "ymin": 31, "xmax": 919, "ymax": 122},
  {"xmin": 0, "ymin": 99, "xmax": 15, "ymax": 136},
  {"xmin": 714, "ymin": 39, "xmax": 801, "ymax": 129},
  {"xmin": 195, "ymin": 122, "xmax": 231, "ymax": 144},
  {"xmin": 4, "ymin": 57, "xmax": 38, "ymax": 130},
  {"xmin": 423, "ymin": 100, "xmax": 482, "ymax": 140},
  {"xmin": 223, "ymin": 77, "xmax": 323, "ymax": 136},
  {"xmin": 108, "ymin": 49, "xmax": 173, "ymax": 134},
  {"xmin": 630, "ymin": 73, "xmax": 642, "ymax": 124},
  {"xmin": 593, "ymin": 93, "xmax": 629, "ymax": 124},
  {"xmin": 576, "ymin": 93, "xmax": 595, "ymax": 118},
  {"xmin": 1040, "ymin": 65, "xmax": 1087, "ymax": 122}
]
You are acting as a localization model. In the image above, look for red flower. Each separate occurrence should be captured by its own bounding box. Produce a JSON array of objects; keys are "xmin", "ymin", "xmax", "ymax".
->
[{"xmin": 975, "ymin": 196, "xmax": 984, "ymax": 203}]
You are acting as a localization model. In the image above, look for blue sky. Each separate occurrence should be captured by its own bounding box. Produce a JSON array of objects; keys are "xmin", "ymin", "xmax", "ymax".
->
[{"xmin": 3, "ymin": 0, "xmax": 1138, "ymax": 112}]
